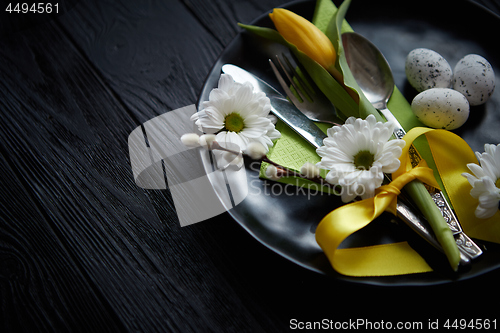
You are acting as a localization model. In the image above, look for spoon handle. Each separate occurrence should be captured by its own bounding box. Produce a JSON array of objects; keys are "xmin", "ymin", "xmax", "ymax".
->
[
  {"xmin": 379, "ymin": 107, "xmax": 483, "ymax": 261},
  {"xmin": 379, "ymin": 108, "xmax": 406, "ymax": 139},
  {"xmin": 396, "ymin": 199, "xmax": 470, "ymax": 266}
]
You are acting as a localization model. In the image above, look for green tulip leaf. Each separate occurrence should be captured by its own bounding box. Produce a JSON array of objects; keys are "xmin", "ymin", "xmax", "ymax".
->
[{"xmin": 239, "ymin": 0, "xmax": 384, "ymax": 122}]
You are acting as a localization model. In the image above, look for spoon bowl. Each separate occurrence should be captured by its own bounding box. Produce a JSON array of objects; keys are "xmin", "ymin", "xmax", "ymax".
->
[{"xmin": 342, "ymin": 32, "xmax": 395, "ymax": 111}]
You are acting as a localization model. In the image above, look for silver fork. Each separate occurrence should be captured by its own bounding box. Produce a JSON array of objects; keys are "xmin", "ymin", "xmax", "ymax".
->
[
  {"xmin": 270, "ymin": 52, "xmax": 479, "ymax": 266},
  {"xmin": 269, "ymin": 54, "xmax": 341, "ymax": 126}
]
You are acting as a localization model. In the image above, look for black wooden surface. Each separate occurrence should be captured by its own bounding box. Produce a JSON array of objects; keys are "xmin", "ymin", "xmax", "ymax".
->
[{"xmin": 1, "ymin": 0, "xmax": 500, "ymax": 332}]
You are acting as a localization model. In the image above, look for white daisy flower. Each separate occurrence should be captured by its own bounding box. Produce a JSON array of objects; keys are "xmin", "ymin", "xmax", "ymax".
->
[
  {"xmin": 462, "ymin": 143, "xmax": 500, "ymax": 219},
  {"xmin": 316, "ymin": 114, "xmax": 405, "ymax": 203},
  {"xmin": 191, "ymin": 74, "xmax": 281, "ymax": 157}
]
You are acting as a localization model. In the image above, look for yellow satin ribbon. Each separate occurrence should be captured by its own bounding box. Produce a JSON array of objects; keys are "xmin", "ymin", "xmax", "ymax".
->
[
  {"xmin": 316, "ymin": 127, "xmax": 496, "ymax": 277},
  {"xmin": 315, "ymin": 161, "xmax": 436, "ymax": 276},
  {"xmin": 407, "ymin": 127, "xmax": 500, "ymax": 244}
]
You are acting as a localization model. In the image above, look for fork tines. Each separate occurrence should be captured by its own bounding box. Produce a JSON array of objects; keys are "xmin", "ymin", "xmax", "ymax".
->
[
  {"xmin": 269, "ymin": 53, "xmax": 340, "ymax": 125},
  {"xmin": 271, "ymin": 54, "xmax": 315, "ymax": 104}
]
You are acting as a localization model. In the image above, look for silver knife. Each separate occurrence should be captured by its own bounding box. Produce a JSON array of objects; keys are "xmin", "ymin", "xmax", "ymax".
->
[{"xmin": 222, "ymin": 63, "xmax": 472, "ymax": 265}]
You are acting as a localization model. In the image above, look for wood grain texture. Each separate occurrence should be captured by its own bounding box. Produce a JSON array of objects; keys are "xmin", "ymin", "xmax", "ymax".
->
[
  {"xmin": 0, "ymin": 21, "xmax": 139, "ymax": 332},
  {"xmin": 0, "ymin": 0, "xmax": 294, "ymax": 331},
  {"xmin": 57, "ymin": 0, "xmax": 222, "ymax": 122},
  {"xmin": 1, "ymin": 0, "xmax": 500, "ymax": 332},
  {"xmin": 0, "ymin": 19, "xmax": 272, "ymax": 333}
]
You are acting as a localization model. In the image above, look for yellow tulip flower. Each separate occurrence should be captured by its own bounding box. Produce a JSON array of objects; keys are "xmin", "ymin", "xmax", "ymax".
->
[{"xmin": 269, "ymin": 8, "xmax": 336, "ymax": 70}]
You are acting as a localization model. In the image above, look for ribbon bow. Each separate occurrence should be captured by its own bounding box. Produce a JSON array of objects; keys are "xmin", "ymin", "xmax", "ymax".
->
[{"xmin": 315, "ymin": 127, "xmax": 478, "ymax": 276}]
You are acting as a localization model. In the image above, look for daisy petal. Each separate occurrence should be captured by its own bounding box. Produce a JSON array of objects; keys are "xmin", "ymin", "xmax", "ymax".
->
[
  {"xmin": 316, "ymin": 115, "xmax": 404, "ymax": 202},
  {"xmin": 193, "ymin": 74, "xmax": 281, "ymax": 153}
]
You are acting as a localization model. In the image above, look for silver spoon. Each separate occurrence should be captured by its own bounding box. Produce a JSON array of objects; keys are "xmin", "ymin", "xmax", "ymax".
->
[
  {"xmin": 341, "ymin": 32, "xmax": 400, "ymax": 135},
  {"xmin": 341, "ymin": 31, "xmax": 482, "ymax": 263}
]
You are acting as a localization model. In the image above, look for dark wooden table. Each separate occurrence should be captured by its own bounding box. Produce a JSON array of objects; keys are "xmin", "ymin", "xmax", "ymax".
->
[{"xmin": 2, "ymin": 0, "xmax": 500, "ymax": 332}]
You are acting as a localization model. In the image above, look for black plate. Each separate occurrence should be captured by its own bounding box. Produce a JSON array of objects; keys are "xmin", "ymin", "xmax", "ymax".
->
[{"xmin": 197, "ymin": 0, "xmax": 500, "ymax": 286}]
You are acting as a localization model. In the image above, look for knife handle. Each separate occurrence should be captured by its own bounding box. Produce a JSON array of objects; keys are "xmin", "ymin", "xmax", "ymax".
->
[{"xmin": 396, "ymin": 200, "xmax": 471, "ymax": 266}]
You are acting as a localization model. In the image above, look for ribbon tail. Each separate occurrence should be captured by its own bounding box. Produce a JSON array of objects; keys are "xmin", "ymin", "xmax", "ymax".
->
[
  {"xmin": 316, "ymin": 189, "xmax": 432, "ymax": 276},
  {"xmin": 424, "ymin": 129, "xmax": 500, "ymax": 243}
]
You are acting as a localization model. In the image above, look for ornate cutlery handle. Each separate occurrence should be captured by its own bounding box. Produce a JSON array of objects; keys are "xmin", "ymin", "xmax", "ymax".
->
[{"xmin": 380, "ymin": 108, "xmax": 482, "ymax": 260}]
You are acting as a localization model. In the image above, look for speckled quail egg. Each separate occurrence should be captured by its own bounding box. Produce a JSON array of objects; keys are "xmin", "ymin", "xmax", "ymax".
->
[
  {"xmin": 453, "ymin": 54, "xmax": 495, "ymax": 106},
  {"xmin": 405, "ymin": 48, "xmax": 453, "ymax": 92},
  {"xmin": 411, "ymin": 88, "xmax": 470, "ymax": 130}
]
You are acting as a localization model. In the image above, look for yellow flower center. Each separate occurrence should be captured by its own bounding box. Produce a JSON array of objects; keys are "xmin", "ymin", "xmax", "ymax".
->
[
  {"xmin": 495, "ymin": 178, "xmax": 500, "ymax": 189},
  {"xmin": 353, "ymin": 150, "xmax": 374, "ymax": 170},
  {"xmin": 224, "ymin": 112, "xmax": 245, "ymax": 133}
]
